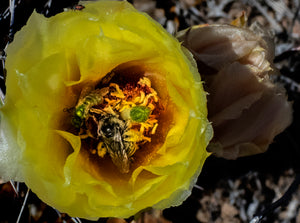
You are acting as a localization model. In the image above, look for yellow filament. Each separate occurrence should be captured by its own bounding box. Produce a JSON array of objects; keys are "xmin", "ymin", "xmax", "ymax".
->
[{"xmin": 110, "ymin": 83, "xmax": 125, "ymax": 99}]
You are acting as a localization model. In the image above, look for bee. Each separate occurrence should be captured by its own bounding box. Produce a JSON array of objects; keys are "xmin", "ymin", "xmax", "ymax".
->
[
  {"xmin": 72, "ymin": 87, "xmax": 109, "ymax": 128},
  {"xmin": 96, "ymin": 114, "xmax": 140, "ymax": 173},
  {"xmin": 72, "ymin": 86, "xmax": 141, "ymax": 173}
]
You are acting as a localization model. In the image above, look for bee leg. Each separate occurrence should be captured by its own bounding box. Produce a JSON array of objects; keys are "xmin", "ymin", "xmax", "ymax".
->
[
  {"xmin": 79, "ymin": 134, "xmax": 89, "ymax": 139},
  {"xmin": 79, "ymin": 127, "xmax": 95, "ymax": 139},
  {"xmin": 92, "ymin": 115, "xmax": 103, "ymax": 138},
  {"xmin": 126, "ymin": 142, "xmax": 138, "ymax": 157},
  {"xmin": 90, "ymin": 108, "xmax": 105, "ymax": 115},
  {"xmin": 90, "ymin": 114, "xmax": 98, "ymax": 125},
  {"xmin": 77, "ymin": 85, "xmax": 94, "ymax": 103}
]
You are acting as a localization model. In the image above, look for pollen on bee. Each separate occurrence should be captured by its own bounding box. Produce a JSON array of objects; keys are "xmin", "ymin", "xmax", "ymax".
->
[{"xmin": 97, "ymin": 142, "xmax": 107, "ymax": 157}]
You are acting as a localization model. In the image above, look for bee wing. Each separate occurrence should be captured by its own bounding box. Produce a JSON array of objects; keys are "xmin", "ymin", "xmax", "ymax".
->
[
  {"xmin": 102, "ymin": 128, "xmax": 130, "ymax": 174},
  {"xmin": 78, "ymin": 85, "xmax": 95, "ymax": 103}
]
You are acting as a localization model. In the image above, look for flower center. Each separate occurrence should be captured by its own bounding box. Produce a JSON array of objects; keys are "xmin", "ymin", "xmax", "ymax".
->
[{"xmin": 72, "ymin": 76, "xmax": 161, "ymax": 173}]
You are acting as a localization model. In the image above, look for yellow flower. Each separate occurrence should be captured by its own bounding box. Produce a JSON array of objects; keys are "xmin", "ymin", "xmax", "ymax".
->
[
  {"xmin": 0, "ymin": 0, "xmax": 211, "ymax": 220},
  {"xmin": 177, "ymin": 22, "xmax": 292, "ymax": 159}
]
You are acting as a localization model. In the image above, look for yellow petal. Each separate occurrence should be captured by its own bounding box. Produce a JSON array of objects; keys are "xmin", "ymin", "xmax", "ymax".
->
[{"xmin": 1, "ymin": 1, "xmax": 212, "ymax": 219}]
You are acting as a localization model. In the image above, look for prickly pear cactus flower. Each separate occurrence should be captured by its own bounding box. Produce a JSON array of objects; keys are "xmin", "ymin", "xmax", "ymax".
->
[
  {"xmin": 0, "ymin": 0, "xmax": 212, "ymax": 219},
  {"xmin": 177, "ymin": 22, "xmax": 292, "ymax": 159}
]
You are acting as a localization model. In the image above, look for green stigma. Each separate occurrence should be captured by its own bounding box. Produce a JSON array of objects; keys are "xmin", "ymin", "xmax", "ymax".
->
[{"xmin": 130, "ymin": 106, "xmax": 151, "ymax": 123}]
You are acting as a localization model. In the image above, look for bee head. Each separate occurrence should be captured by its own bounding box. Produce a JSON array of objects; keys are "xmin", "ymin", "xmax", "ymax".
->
[{"xmin": 98, "ymin": 115, "xmax": 125, "ymax": 139}]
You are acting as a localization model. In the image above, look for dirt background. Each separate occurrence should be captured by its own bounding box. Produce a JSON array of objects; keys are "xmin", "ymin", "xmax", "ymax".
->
[{"xmin": 0, "ymin": 0, "xmax": 300, "ymax": 222}]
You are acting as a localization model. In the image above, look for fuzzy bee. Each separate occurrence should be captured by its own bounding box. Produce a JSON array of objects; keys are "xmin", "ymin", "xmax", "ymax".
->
[
  {"xmin": 72, "ymin": 87, "xmax": 142, "ymax": 173},
  {"xmin": 96, "ymin": 114, "xmax": 140, "ymax": 173}
]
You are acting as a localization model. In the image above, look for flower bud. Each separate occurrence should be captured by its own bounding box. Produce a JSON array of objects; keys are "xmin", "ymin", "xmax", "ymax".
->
[{"xmin": 178, "ymin": 23, "xmax": 292, "ymax": 159}]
